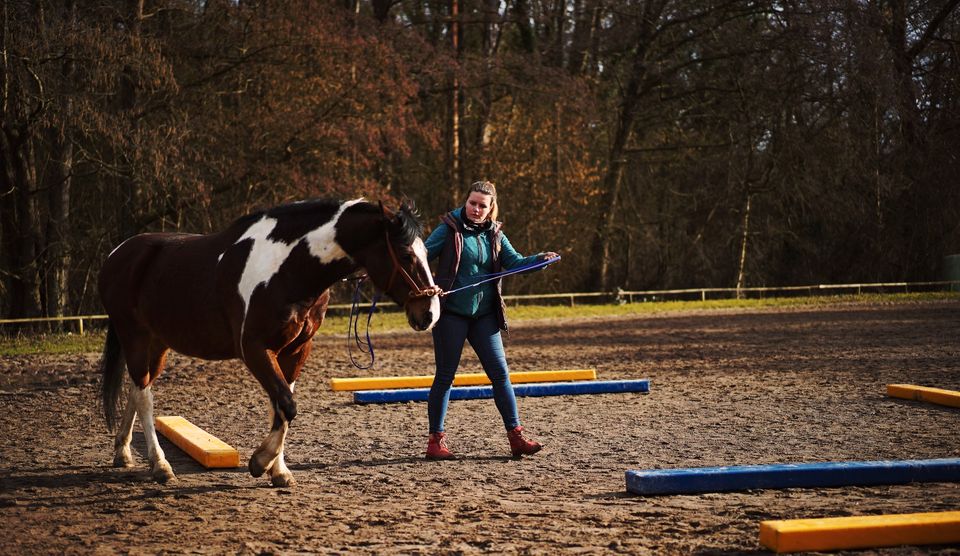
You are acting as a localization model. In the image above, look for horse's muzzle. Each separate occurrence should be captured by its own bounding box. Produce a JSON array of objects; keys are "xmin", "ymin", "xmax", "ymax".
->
[{"xmin": 406, "ymin": 293, "xmax": 441, "ymax": 331}]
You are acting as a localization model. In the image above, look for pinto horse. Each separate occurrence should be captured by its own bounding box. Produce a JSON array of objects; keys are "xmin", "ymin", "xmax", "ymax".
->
[{"xmin": 98, "ymin": 198, "xmax": 440, "ymax": 486}]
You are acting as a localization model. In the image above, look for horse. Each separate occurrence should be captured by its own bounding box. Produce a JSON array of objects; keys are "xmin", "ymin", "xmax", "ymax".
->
[{"xmin": 98, "ymin": 198, "xmax": 441, "ymax": 486}]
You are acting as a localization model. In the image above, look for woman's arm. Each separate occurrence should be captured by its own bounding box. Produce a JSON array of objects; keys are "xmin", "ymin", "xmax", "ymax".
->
[
  {"xmin": 499, "ymin": 234, "xmax": 553, "ymax": 270},
  {"xmin": 424, "ymin": 224, "xmax": 448, "ymax": 262}
]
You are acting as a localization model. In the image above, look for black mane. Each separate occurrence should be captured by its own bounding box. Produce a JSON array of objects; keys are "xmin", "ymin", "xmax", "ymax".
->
[
  {"xmin": 394, "ymin": 200, "xmax": 424, "ymax": 245},
  {"xmin": 226, "ymin": 198, "xmax": 424, "ymax": 246},
  {"xmin": 229, "ymin": 198, "xmax": 344, "ymax": 229}
]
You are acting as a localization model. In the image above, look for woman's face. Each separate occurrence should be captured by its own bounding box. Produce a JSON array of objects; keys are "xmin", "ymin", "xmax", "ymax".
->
[{"xmin": 465, "ymin": 191, "xmax": 493, "ymax": 223}]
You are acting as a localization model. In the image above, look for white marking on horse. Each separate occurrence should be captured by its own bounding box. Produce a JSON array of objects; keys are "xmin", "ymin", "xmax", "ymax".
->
[
  {"xmin": 304, "ymin": 198, "xmax": 364, "ymax": 263},
  {"xmin": 412, "ymin": 237, "xmax": 441, "ymax": 329},
  {"xmin": 235, "ymin": 199, "xmax": 363, "ymax": 356},
  {"xmin": 236, "ymin": 216, "xmax": 298, "ymax": 315},
  {"xmin": 412, "ymin": 238, "xmax": 434, "ymax": 286}
]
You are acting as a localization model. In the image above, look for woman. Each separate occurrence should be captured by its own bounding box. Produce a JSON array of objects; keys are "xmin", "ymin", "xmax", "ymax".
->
[{"xmin": 423, "ymin": 180, "xmax": 559, "ymax": 459}]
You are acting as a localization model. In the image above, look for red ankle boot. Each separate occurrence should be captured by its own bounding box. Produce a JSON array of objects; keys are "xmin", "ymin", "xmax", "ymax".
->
[
  {"xmin": 426, "ymin": 432, "xmax": 455, "ymax": 460},
  {"xmin": 507, "ymin": 426, "xmax": 542, "ymax": 457}
]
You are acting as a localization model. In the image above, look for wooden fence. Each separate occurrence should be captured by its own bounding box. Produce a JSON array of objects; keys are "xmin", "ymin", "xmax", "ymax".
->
[{"xmin": 2, "ymin": 280, "xmax": 958, "ymax": 335}]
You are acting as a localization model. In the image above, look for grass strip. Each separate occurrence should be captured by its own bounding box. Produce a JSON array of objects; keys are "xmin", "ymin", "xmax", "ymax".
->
[{"xmin": 2, "ymin": 292, "xmax": 957, "ymax": 356}]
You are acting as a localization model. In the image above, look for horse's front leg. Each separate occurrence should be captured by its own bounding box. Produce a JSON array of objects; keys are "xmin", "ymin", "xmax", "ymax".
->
[
  {"xmin": 243, "ymin": 348, "xmax": 297, "ymax": 485},
  {"xmin": 262, "ymin": 342, "xmax": 313, "ymax": 486},
  {"xmin": 263, "ymin": 383, "xmax": 295, "ymax": 487}
]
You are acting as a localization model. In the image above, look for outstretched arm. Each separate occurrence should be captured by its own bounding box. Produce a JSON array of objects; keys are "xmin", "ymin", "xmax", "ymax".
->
[{"xmin": 500, "ymin": 234, "xmax": 558, "ymax": 270}]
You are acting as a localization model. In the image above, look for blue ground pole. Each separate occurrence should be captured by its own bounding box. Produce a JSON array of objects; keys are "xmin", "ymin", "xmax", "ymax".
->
[
  {"xmin": 354, "ymin": 379, "xmax": 650, "ymax": 404},
  {"xmin": 625, "ymin": 458, "xmax": 960, "ymax": 495}
]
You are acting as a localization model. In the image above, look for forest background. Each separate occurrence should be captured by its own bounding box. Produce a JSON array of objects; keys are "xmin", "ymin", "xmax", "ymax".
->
[{"xmin": 2, "ymin": 0, "xmax": 959, "ymax": 320}]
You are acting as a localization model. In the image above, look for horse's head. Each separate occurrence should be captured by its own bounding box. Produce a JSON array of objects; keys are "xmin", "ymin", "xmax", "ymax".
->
[{"xmin": 362, "ymin": 200, "xmax": 440, "ymax": 331}]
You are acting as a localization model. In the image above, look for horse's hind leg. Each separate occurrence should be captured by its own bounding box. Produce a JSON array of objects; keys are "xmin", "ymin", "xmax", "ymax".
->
[
  {"xmin": 111, "ymin": 381, "xmax": 172, "ymax": 479},
  {"xmin": 131, "ymin": 385, "xmax": 175, "ymax": 483},
  {"xmin": 118, "ymin": 333, "xmax": 174, "ymax": 483},
  {"xmin": 113, "ymin": 392, "xmax": 138, "ymax": 467}
]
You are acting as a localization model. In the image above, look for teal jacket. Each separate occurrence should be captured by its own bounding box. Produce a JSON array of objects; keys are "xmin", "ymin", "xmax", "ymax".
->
[{"xmin": 425, "ymin": 207, "xmax": 542, "ymax": 322}]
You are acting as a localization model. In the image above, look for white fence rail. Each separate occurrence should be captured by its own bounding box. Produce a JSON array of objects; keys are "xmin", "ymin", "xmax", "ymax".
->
[{"xmin": 2, "ymin": 280, "xmax": 958, "ymax": 334}]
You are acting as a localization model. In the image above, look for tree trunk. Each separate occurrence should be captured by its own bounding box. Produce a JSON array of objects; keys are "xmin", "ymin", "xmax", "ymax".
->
[
  {"xmin": 548, "ymin": 0, "xmax": 565, "ymax": 67},
  {"xmin": 44, "ymin": 133, "xmax": 72, "ymax": 320},
  {"xmin": 371, "ymin": 0, "xmax": 392, "ymax": 22},
  {"xmin": 42, "ymin": 0, "xmax": 76, "ymax": 322},
  {"xmin": 735, "ymin": 193, "xmax": 751, "ymax": 298},
  {"xmin": 448, "ymin": 0, "xmax": 463, "ymax": 205},
  {"xmin": 590, "ymin": 0, "xmax": 671, "ymax": 291},
  {"xmin": 0, "ymin": 1, "xmax": 43, "ymax": 318},
  {"xmin": 2, "ymin": 127, "xmax": 43, "ymax": 319},
  {"xmin": 590, "ymin": 7, "xmax": 659, "ymax": 291},
  {"xmin": 512, "ymin": 0, "xmax": 536, "ymax": 53},
  {"xmin": 119, "ymin": 0, "xmax": 145, "ymax": 237},
  {"xmin": 473, "ymin": 0, "xmax": 499, "ymax": 178},
  {"xmin": 872, "ymin": 0, "xmax": 959, "ymax": 277},
  {"xmin": 568, "ymin": 0, "xmax": 600, "ymax": 75}
]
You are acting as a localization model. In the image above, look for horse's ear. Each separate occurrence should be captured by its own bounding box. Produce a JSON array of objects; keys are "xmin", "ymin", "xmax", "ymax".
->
[
  {"xmin": 379, "ymin": 201, "xmax": 396, "ymax": 221},
  {"xmin": 399, "ymin": 196, "xmax": 413, "ymax": 212}
]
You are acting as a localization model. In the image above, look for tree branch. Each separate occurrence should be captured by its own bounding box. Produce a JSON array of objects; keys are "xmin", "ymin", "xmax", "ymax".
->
[{"xmin": 907, "ymin": 0, "xmax": 960, "ymax": 59}]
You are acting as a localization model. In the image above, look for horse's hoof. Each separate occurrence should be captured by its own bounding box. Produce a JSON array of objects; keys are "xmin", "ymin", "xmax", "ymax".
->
[
  {"xmin": 113, "ymin": 452, "xmax": 134, "ymax": 468},
  {"xmin": 270, "ymin": 473, "xmax": 296, "ymax": 488},
  {"xmin": 249, "ymin": 452, "xmax": 273, "ymax": 478},
  {"xmin": 152, "ymin": 461, "xmax": 176, "ymax": 484}
]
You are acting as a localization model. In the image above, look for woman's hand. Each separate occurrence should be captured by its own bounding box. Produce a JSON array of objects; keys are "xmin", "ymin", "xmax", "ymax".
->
[{"xmin": 541, "ymin": 252, "xmax": 560, "ymax": 261}]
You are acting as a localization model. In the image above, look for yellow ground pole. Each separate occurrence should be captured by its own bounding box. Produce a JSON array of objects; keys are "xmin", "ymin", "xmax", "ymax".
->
[
  {"xmin": 759, "ymin": 511, "xmax": 960, "ymax": 553},
  {"xmin": 330, "ymin": 369, "xmax": 597, "ymax": 391},
  {"xmin": 155, "ymin": 416, "xmax": 240, "ymax": 469},
  {"xmin": 887, "ymin": 384, "xmax": 960, "ymax": 409}
]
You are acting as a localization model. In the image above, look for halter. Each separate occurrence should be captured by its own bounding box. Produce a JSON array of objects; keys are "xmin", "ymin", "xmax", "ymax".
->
[{"xmin": 383, "ymin": 230, "xmax": 442, "ymax": 301}]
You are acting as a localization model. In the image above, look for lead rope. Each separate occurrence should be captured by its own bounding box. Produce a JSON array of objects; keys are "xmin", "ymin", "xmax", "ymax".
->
[
  {"xmin": 345, "ymin": 255, "xmax": 559, "ymax": 368},
  {"xmin": 441, "ymin": 255, "xmax": 560, "ymax": 297},
  {"xmin": 347, "ymin": 276, "xmax": 380, "ymax": 369}
]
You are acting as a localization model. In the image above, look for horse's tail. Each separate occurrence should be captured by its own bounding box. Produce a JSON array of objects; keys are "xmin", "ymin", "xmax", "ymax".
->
[{"xmin": 99, "ymin": 320, "xmax": 126, "ymax": 432}]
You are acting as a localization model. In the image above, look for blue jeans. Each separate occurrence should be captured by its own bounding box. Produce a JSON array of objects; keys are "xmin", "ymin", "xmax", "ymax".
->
[{"xmin": 428, "ymin": 312, "xmax": 520, "ymax": 433}]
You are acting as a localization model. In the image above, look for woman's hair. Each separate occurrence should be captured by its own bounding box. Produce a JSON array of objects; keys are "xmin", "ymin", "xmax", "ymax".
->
[{"xmin": 467, "ymin": 180, "xmax": 498, "ymax": 221}]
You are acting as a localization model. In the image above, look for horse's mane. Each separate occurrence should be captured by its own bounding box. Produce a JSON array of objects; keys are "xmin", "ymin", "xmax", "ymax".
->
[
  {"xmin": 344, "ymin": 198, "xmax": 425, "ymax": 246},
  {"xmin": 227, "ymin": 198, "xmax": 424, "ymax": 244},
  {"xmin": 394, "ymin": 201, "xmax": 424, "ymax": 246},
  {"xmin": 229, "ymin": 198, "xmax": 344, "ymax": 228}
]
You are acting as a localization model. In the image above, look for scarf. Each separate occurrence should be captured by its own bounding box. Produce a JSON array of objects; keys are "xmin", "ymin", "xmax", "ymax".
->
[{"xmin": 459, "ymin": 207, "xmax": 493, "ymax": 233}]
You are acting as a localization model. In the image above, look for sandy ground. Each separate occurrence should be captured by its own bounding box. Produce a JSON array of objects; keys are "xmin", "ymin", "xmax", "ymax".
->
[{"xmin": 1, "ymin": 300, "xmax": 959, "ymax": 555}]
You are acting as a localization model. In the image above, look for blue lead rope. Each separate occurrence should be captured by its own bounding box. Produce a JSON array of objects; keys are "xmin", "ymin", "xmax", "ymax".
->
[
  {"xmin": 441, "ymin": 255, "xmax": 561, "ymax": 297},
  {"xmin": 346, "ymin": 255, "xmax": 560, "ymax": 369}
]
